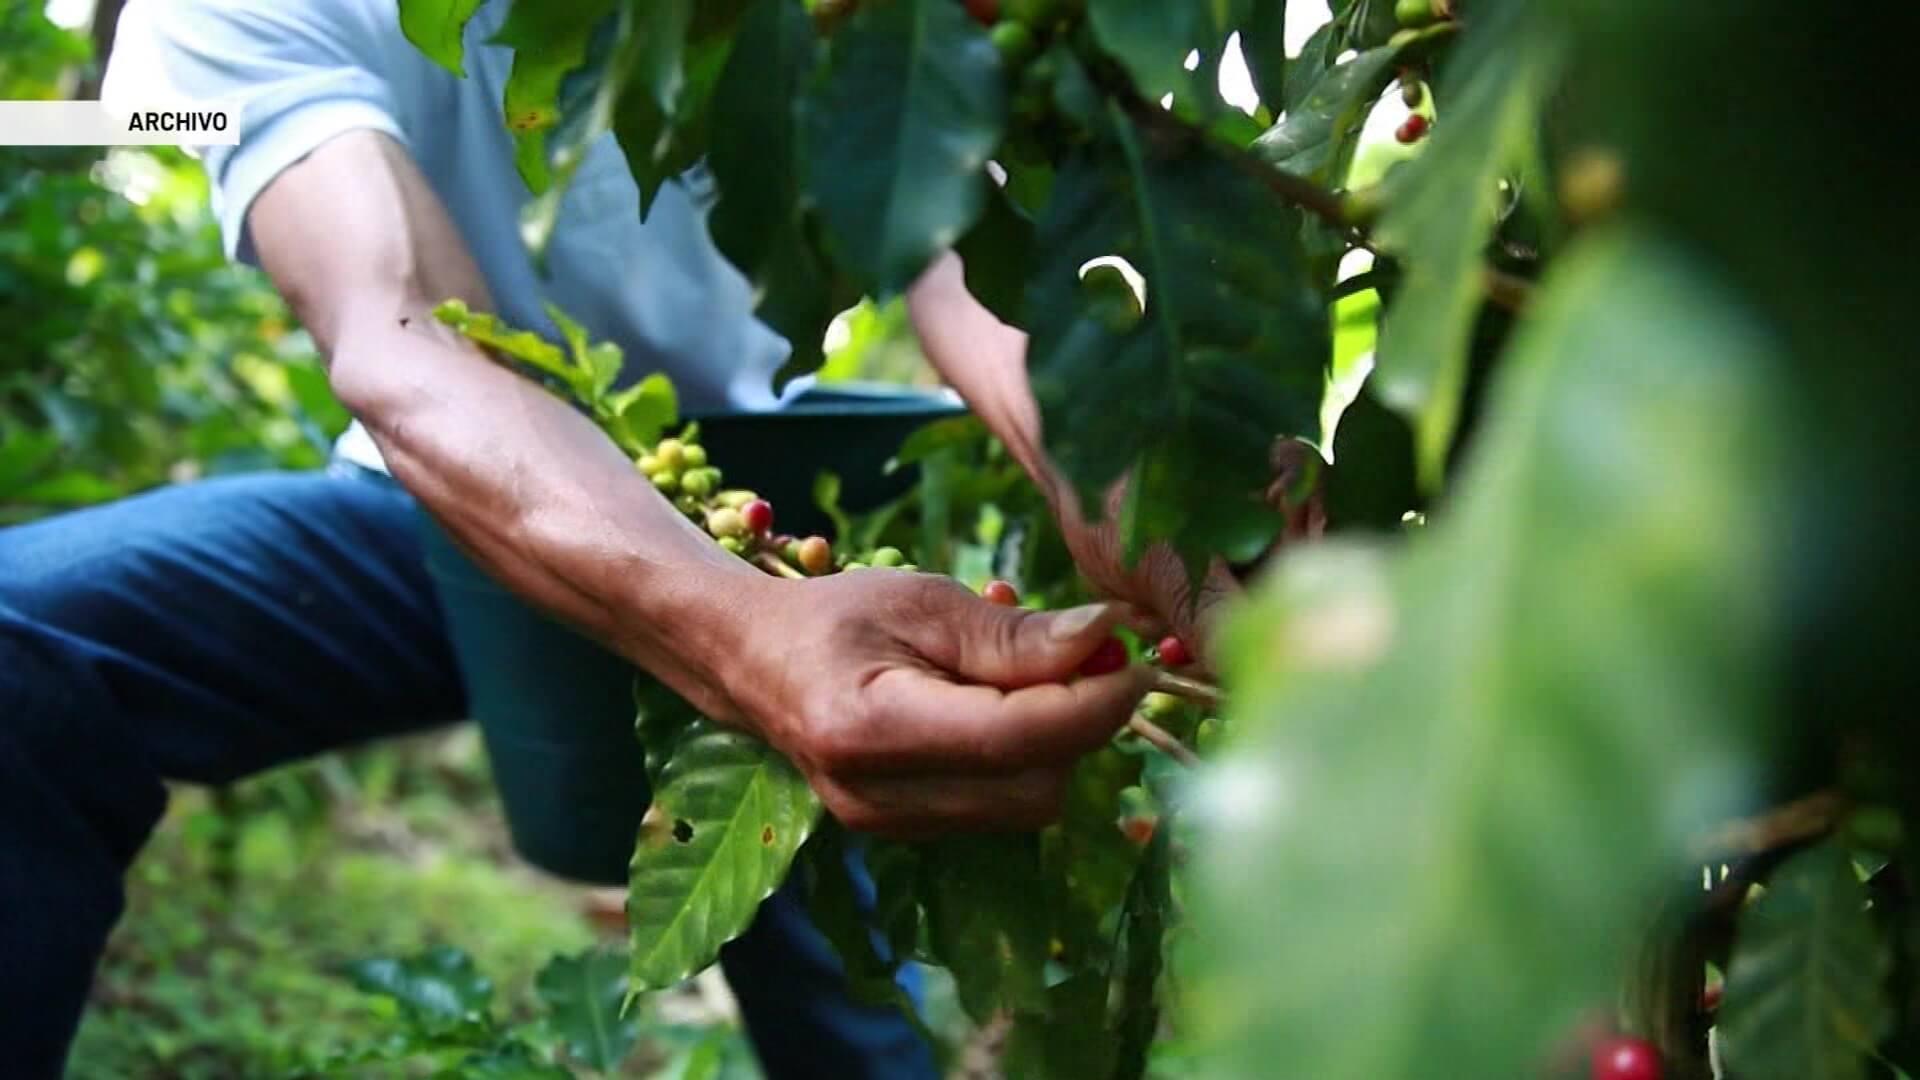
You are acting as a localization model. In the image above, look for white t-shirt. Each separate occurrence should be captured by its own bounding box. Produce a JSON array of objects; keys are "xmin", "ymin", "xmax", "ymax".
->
[{"xmin": 102, "ymin": 0, "xmax": 796, "ymax": 469}]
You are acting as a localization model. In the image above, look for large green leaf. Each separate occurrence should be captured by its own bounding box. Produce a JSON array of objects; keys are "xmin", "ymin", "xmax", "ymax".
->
[
  {"xmin": 1370, "ymin": 6, "xmax": 1560, "ymax": 488},
  {"xmin": 494, "ymin": 0, "xmax": 619, "ymax": 194},
  {"xmin": 1044, "ymin": 746, "xmax": 1144, "ymax": 965},
  {"xmin": 1251, "ymin": 25, "xmax": 1449, "ymax": 186},
  {"xmin": 1719, "ymin": 842, "xmax": 1891, "ymax": 1080},
  {"xmin": 1085, "ymin": 0, "xmax": 1243, "ymax": 102},
  {"xmin": 627, "ymin": 718, "xmax": 821, "ymax": 993},
  {"xmin": 953, "ymin": 181, "xmax": 1034, "ymax": 329},
  {"xmin": 1193, "ymin": 229, "xmax": 1786, "ymax": 1079},
  {"xmin": 398, "ymin": 0, "xmax": 486, "ymax": 76},
  {"xmin": 535, "ymin": 948, "xmax": 640, "ymax": 1071},
  {"xmin": 707, "ymin": 0, "xmax": 815, "ymax": 282},
  {"xmin": 1238, "ymin": 0, "xmax": 1289, "ymax": 112},
  {"xmin": 1026, "ymin": 108, "xmax": 1328, "ymax": 575},
  {"xmin": 918, "ymin": 834, "xmax": 1050, "ymax": 1022},
  {"xmin": 801, "ymin": 0, "xmax": 1006, "ymax": 295},
  {"xmin": 1001, "ymin": 972, "xmax": 1118, "ymax": 1080}
]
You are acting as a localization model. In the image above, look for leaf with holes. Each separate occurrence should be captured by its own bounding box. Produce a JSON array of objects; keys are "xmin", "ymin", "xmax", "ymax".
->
[
  {"xmin": 535, "ymin": 948, "xmax": 640, "ymax": 1071},
  {"xmin": 1025, "ymin": 107, "xmax": 1327, "ymax": 578},
  {"xmin": 801, "ymin": 0, "xmax": 1005, "ymax": 295},
  {"xmin": 1195, "ymin": 230, "xmax": 1786, "ymax": 1079},
  {"xmin": 1719, "ymin": 842, "xmax": 1891, "ymax": 1080},
  {"xmin": 627, "ymin": 719, "xmax": 821, "ymax": 993}
]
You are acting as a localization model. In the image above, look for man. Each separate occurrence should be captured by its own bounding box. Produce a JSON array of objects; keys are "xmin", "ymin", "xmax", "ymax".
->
[{"xmin": 1, "ymin": 0, "xmax": 1226, "ymax": 1074}]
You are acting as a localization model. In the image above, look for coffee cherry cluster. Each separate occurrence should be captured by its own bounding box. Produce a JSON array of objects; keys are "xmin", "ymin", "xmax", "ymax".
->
[{"xmin": 633, "ymin": 427, "xmax": 790, "ymax": 558}]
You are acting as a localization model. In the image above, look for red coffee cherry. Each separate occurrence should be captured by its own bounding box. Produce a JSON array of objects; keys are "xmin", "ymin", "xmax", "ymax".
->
[
  {"xmin": 742, "ymin": 498, "xmax": 774, "ymax": 535},
  {"xmin": 1156, "ymin": 635, "xmax": 1191, "ymax": 667},
  {"xmin": 1078, "ymin": 636, "xmax": 1129, "ymax": 677},
  {"xmin": 1396, "ymin": 113, "xmax": 1430, "ymax": 144},
  {"xmin": 963, "ymin": 0, "xmax": 998, "ymax": 26},
  {"xmin": 1590, "ymin": 1036, "xmax": 1662, "ymax": 1080},
  {"xmin": 982, "ymin": 579, "xmax": 1020, "ymax": 606}
]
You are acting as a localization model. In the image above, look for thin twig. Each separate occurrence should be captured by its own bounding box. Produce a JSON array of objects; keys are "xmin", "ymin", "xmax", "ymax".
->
[
  {"xmin": 754, "ymin": 552, "xmax": 807, "ymax": 580},
  {"xmin": 1150, "ymin": 670, "xmax": 1224, "ymax": 711},
  {"xmin": 1129, "ymin": 715, "xmax": 1200, "ymax": 768},
  {"xmin": 1687, "ymin": 788, "xmax": 1848, "ymax": 863}
]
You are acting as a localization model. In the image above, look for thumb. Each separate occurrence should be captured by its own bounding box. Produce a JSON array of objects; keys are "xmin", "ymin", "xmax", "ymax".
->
[{"xmin": 908, "ymin": 584, "xmax": 1133, "ymax": 690}]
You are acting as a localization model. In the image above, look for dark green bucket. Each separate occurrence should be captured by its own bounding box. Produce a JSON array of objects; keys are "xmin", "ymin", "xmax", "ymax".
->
[{"xmin": 422, "ymin": 383, "xmax": 966, "ymax": 884}]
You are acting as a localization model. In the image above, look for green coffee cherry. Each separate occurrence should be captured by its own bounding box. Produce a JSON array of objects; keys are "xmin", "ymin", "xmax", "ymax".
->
[
  {"xmin": 675, "ymin": 493, "xmax": 703, "ymax": 516},
  {"xmin": 637, "ymin": 454, "xmax": 663, "ymax": 477},
  {"xmin": 707, "ymin": 507, "xmax": 747, "ymax": 539},
  {"xmin": 843, "ymin": 560, "xmax": 869, "ymax": 571},
  {"xmin": 1394, "ymin": 0, "xmax": 1436, "ymax": 26},
  {"xmin": 1140, "ymin": 691, "xmax": 1182, "ymax": 720},
  {"xmin": 651, "ymin": 470, "xmax": 679, "ymax": 494},
  {"xmin": 870, "ymin": 546, "xmax": 905, "ymax": 568},
  {"xmin": 680, "ymin": 469, "xmax": 715, "ymax": 498},
  {"xmin": 717, "ymin": 536, "xmax": 746, "ymax": 556},
  {"xmin": 783, "ymin": 538, "xmax": 804, "ymax": 565},
  {"xmin": 653, "ymin": 438, "xmax": 686, "ymax": 471},
  {"xmin": 716, "ymin": 489, "xmax": 758, "ymax": 510},
  {"xmin": 1005, "ymin": 0, "xmax": 1061, "ymax": 24},
  {"xmin": 990, "ymin": 20, "xmax": 1036, "ymax": 63},
  {"xmin": 682, "ymin": 443, "xmax": 708, "ymax": 469},
  {"xmin": 1195, "ymin": 717, "xmax": 1224, "ymax": 756},
  {"xmin": 896, "ymin": 563, "xmax": 919, "ymax": 573}
]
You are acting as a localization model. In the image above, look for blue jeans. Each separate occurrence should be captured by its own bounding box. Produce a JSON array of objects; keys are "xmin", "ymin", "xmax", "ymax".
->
[{"xmin": 0, "ymin": 467, "xmax": 932, "ymax": 1079}]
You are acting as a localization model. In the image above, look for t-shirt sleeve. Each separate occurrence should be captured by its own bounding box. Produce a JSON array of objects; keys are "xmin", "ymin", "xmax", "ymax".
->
[{"xmin": 102, "ymin": 0, "xmax": 410, "ymax": 265}]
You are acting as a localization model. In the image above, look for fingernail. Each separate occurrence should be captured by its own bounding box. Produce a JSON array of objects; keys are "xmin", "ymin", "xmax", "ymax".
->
[{"xmin": 1048, "ymin": 603, "xmax": 1111, "ymax": 642}]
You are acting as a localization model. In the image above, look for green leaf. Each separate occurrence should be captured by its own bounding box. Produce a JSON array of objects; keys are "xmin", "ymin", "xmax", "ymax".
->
[
  {"xmin": 1719, "ymin": 842, "xmax": 1891, "ymax": 1080},
  {"xmin": 1371, "ymin": 9, "xmax": 1560, "ymax": 487},
  {"xmin": 757, "ymin": 221, "xmax": 860, "ymax": 392},
  {"xmin": 918, "ymin": 834, "xmax": 1050, "ymax": 1022},
  {"xmin": 707, "ymin": 0, "xmax": 815, "ymax": 282},
  {"xmin": 441, "ymin": 1043, "xmax": 574, "ymax": 1080},
  {"xmin": 1282, "ymin": 21, "xmax": 1336, "ymax": 112},
  {"xmin": 812, "ymin": 470, "xmax": 854, "ymax": 543},
  {"xmin": 1085, "ymin": 0, "xmax": 1241, "ymax": 102},
  {"xmin": 802, "ymin": 0, "xmax": 1006, "ymax": 295},
  {"xmin": 1195, "ymin": 229, "xmax": 1788, "ymax": 1079},
  {"xmin": 348, "ymin": 946, "xmax": 495, "ymax": 1035},
  {"xmin": 627, "ymin": 719, "xmax": 821, "ymax": 993},
  {"xmin": 1239, "ymin": 0, "xmax": 1290, "ymax": 112},
  {"xmin": 1045, "ymin": 746, "xmax": 1145, "ymax": 965},
  {"xmin": 494, "ymin": 0, "xmax": 619, "ymax": 193},
  {"xmin": 399, "ymin": 0, "xmax": 486, "ymax": 76},
  {"xmin": 1113, "ymin": 830, "xmax": 1172, "ymax": 1080},
  {"xmin": 954, "ymin": 183, "xmax": 1035, "ymax": 329},
  {"xmin": 1252, "ymin": 26, "xmax": 1450, "ymax": 186},
  {"xmin": 432, "ymin": 300, "xmax": 576, "ymax": 389},
  {"xmin": 1001, "ymin": 972, "xmax": 1119, "ymax": 1080},
  {"xmin": 1026, "ymin": 110, "xmax": 1327, "ymax": 574},
  {"xmin": 796, "ymin": 826, "xmax": 938, "ymax": 1048},
  {"xmin": 607, "ymin": 1, "xmax": 732, "ymax": 218},
  {"xmin": 535, "ymin": 948, "xmax": 640, "ymax": 1070},
  {"xmin": 606, "ymin": 373, "xmax": 678, "ymax": 450}
]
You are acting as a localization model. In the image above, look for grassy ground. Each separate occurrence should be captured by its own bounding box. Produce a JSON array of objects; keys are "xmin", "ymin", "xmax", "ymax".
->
[{"xmin": 66, "ymin": 728, "xmax": 763, "ymax": 1079}]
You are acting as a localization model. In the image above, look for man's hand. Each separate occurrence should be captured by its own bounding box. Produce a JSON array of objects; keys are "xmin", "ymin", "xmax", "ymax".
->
[
  {"xmin": 907, "ymin": 253, "xmax": 1324, "ymax": 667},
  {"xmin": 715, "ymin": 572, "xmax": 1149, "ymax": 836}
]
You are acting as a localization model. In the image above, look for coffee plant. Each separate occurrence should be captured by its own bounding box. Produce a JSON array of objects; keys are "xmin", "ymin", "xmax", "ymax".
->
[{"xmin": 401, "ymin": 0, "xmax": 1916, "ymax": 1077}]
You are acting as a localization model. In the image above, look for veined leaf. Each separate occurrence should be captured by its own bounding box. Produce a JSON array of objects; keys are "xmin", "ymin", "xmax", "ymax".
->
[
  {"xmin": 534, "ymin": 948, "xmax": 640, "ymax": 1071},
  {"xmin": 1720, "ymin": 842, "xmax": 1891, "ymax": 1080},
  {"xmin": 627, "ymin": 718, "xmax": 821, "ymax": 993},
  {"xmin": 802, "ymin": 0, "xmax": 1006, "ymax": 295},
  {"xmin": 1371, "ymin": 5, "xmax": 1561, "ymax": 487},
  {"xmin": 1026, "ymin": 108, "xmax": 1327, "ymax": 577},
  {"xmin": 708, "ymin": 0, "xmax": 815, "ymax": 283},
  {"xmin": 493, "ymin": 0, "xmax": 619, "ymax": 194},
  {"xmin": 918, "ymin": 834, "xmax": 1050, "ymax": 1022},
  {"xmin": 1239, "ymin": 0, "xmax": 1290, "ymax": 113},
  {"xmin": 1251, "ymin": 24, "xmax": 1451, "ymax": 187},
  {"xmin": 433, "ymin": 300, "xmax": 577, "ymax": 389},
  {"xmin": 1085, "ymin": 0, "xmax": 1244, "ymax": 102},
  {"xmin": 1195, "ymin": 229, "xmax": 1787, "ymax": 1079},
  {"xmin": 399, "ymin": 0, "xmax": 486, "ymax": 76}
]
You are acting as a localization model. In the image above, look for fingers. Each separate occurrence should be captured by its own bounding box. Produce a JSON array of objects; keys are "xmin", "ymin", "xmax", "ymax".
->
[
  {"xmin": 816, "ymin": 768, "xmax": 1073, "ymax": 837},
  {"xmin": 894, "ymin": 574, "xmax": 1131, "ymax": 689},
  {"xmin": 821, "ymin": 663, "xmax": 1149, "ymax": 776}
]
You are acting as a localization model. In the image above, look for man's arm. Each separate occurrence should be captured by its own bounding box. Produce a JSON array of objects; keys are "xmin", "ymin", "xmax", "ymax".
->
[
  {"xmin": 250, "ymin": 131, "xmax": 1147, "ymax": 834},
  {"xmin": 906, "ymin": 253, "xmax": 1259, "ymax": 659}
]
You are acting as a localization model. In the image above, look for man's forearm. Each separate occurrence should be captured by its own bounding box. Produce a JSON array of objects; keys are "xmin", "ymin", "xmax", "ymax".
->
[
  {"xmin": 906, "ymin": 254, "xmax": 1054, "ymax": 489},
  {"xmin": 332, "ymin": 303, "xmax": 767, "ymax": 721}
]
